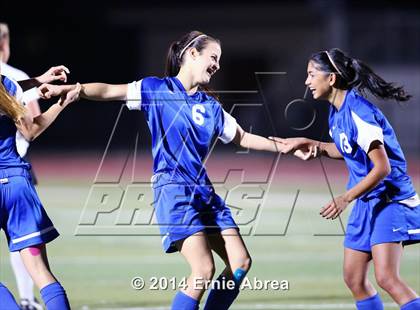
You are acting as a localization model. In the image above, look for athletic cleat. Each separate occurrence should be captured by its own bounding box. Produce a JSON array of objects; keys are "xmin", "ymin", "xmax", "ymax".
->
[{"xmin": 19, "ymin": 298, "xmax": 44, "ymax": 310}]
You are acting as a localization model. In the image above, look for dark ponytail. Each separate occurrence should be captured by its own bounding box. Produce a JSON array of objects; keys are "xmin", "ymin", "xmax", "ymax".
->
[
  {"xmin": 165, "ymin": 30, "xmax": 221, "ymax": 100},
  {"xmin": 165, "ymin": 41, "xmax": 182, "ymax": 77},
  {"xmin": 309, "ymin": 48, "xmax": 411, "ymax": 102}
]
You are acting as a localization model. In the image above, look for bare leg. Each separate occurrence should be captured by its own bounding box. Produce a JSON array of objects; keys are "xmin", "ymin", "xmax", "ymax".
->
[
  {"xmin": 203, "ymin": 229, "xmax": 251, "ymax": 310},
  {"xmin": 20, "ymin": 244, "xmax": 70, "ymax": 310},
  {"xmin": 175, "ymin": 231, "xmax": 215, "ymax": 301},
  {"xmin": 207, "ymin": 228, "xmax": 252, "ymax": 276},
  {"xmin": 343, "ymin": 247, "xmax": 377, "ymax": 300},
  {"xmin": 20, "ymin": 244, "xmax": 56, "ymax": 290},
  {"xmin": 372, "ymin": 242, "xmax": 418, "ymax": 306}
]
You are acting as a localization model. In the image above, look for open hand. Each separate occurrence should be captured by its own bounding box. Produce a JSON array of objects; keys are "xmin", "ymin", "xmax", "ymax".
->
[
  {"xmin": 269, "ymin": 137, "xmax": 319, "ymax": 160},
  {"xmin": 37, "ymin": 65, "xmax": 70, "ymax": 84},
  {"xmin": 320, "ymin": 195, "xmax": 351, "ymax": 220}
]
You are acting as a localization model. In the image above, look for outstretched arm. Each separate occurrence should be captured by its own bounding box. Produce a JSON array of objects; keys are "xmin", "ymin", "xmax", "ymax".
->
[
  {"xmin": 80, "ymin": 83, "xmax": 128, "ymax": 101},
  {"xmin": 231, "ymin": 124, "xmax": 290, "ymax": 153},
  {"xmin": 269, "ymin": 137, "xmax": 344, "ymax": 160},
  {"xmin": 17, "ymin": 83, "xmax": 81, "ymax": 141},
  {"xmin": 39, "ymin": 83, "xmax": 128, "ymax": 102}
]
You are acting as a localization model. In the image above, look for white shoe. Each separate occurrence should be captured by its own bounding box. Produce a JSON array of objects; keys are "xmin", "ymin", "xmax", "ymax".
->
[{"xmin": 19, "ymin": 298, "xmax": 44, "ymax": 310}]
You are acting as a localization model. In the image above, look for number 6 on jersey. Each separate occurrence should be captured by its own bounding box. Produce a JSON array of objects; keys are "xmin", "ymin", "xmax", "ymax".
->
[{"xmin": 192, "ymin": 104, "xmax": 206, "ymax": 125}]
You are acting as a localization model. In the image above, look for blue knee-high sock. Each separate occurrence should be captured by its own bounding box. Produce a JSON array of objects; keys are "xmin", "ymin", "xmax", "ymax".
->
[
  {"xmin": 401, "ymin": 298, "xmax": 420, "ymax": 310},
  {"xmin": 204, "ymin": 268, "xmax": 247, "ymax": 310},
  {"xmin": 356, "ymin": 293, "xmax": 384, "ymax": 310},
  {"xmin": 0, "ymin": 282, "xmax": 20, "ymax": 310},
  {"xmin": 203, "ymin": 275, "xmax": 239, "ymax": 310},
  {"xmin": 40, "ymin": 282, "xmax": 70, "ymax": 310},
  {"xmin": 171, "ymin": 291, "xmax": 199, "ymax": 310}
]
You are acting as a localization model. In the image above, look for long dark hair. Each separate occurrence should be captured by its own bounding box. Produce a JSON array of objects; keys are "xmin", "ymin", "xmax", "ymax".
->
[
  {"xmin": 309, "ymin": 48, "xmax": 411, "ymax": 102},
  {"xmin": 165, "ymin": 30, "xmax": 221, "ymax": 99}
]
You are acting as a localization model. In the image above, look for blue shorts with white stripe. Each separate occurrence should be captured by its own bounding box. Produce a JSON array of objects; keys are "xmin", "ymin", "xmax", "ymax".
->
[{"xmin": 0, "ymin": 167, "xmax": 59, "ymax": 251}]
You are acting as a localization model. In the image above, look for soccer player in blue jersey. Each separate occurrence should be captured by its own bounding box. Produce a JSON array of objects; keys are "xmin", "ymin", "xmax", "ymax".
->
[
  {"xmin": 0, "ymin": 70, "xmax": 80, "ymax": 310},
  {"xmin": 271, "ymin": 48, "xmax": 420, "ymax": 310},
  {"xmin": 39, "ymin": 30, "xmax": 289, "ymax": 310}
]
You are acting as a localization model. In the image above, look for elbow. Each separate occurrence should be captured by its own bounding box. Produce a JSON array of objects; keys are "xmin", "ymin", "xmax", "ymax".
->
[
  {"xmin": 239, "ymin": 133, "xmax": 249, "ymax": 149},
  {"xmin": 27, "ymin": 134, "xmax": 37, "ymax": 142},
  {"xmin": 19, "ymin": 130, "xmax": 36, "ymax": 142},
  {"xmin": 23, "ymin": 133, "xmax": 36, "ymax": 142},
  {"xmin": 383, "ymin": 164, "xmax": 391, "ymax": 178},
  {"xmin": 232, "ymin": 129, "xmax": 247, "ymax": 148},
  {"xmin": 377, "ymin": 163, "xmax": 391, "ymax": 179}
]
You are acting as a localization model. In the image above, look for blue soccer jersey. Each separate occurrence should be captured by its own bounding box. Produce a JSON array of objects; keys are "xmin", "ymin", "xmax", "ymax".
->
[
  {"xmin": 329, "ymin": 88, "xmax": 417, "ymax": 203},
  {"xmin": 126, "ymin": 76, "xmax": 237, "ymax": 185},
  {"xmin": 126, "ymin": 76, "xmax": 239, "ymax": 252},
  {"xmin": 0, "ymin": 75, "xmax": 59, "ymax": 251},
  {"xmin": 0, "ymin": 75, "xmax": 30, "ymax": 170}
]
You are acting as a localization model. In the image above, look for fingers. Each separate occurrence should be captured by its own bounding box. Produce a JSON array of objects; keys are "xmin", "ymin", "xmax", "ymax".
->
[
  {"xmin": 43, "ymin": 65, "xmax": 70, "ymax": 83},
  {"xmin": 56, "ymin": 65, "xmax": 70, "ymax": 74},
  {"xmin": 50, "ymin": 65, "xmax": 70, "ymax": 75},
  {"xmin": 51, "ymin": 65, "xmax": 70, "ymax": 82},
  {"xmin": 292, "ymin": 145, "xmax": 318, "ymax": 160},
  {"xmin": 320, "ymin": 201, "xmax": 337, "ymax": 219},
  {"xmin": 306, "ymin": 145, "xmax": 319, "ymax": 160},
  {"xmin": 301, "ymin": 146, "xmax": 313, "ymax": 160},
  {"xmin": 313, "ymin": 145, "xmax": 319, "ymax": 158},
  {"xmin": 320, "ymin": 200, "xmax": 342, "ymax": 219},
  {"xmin": 293, "ymin": 149, "xmax": 306, "ymax": 159},
  {"xmin": 37, "ymin": 84, "xmax": 53, "ymax": 99}
]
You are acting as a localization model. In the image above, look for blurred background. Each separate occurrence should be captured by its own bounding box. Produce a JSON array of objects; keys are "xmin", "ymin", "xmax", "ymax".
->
[
  {"xmin": 1, "ymin": 1, "xmax": 419, "ymax": 309},
  {"xmin": 2, "ymin": 0, "xmax": 420, "ymax": 153}
]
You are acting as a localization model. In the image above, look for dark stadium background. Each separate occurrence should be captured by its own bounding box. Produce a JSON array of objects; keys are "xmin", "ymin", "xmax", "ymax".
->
[{"xmin": 2, "ymin": 0, "xmax": 419, "ymax": 155}]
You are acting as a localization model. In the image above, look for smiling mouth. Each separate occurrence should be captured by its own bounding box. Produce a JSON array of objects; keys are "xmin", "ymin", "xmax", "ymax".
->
[{"xmin": 207, "ymin": 68, "xmax": 215, "ymax": 76}]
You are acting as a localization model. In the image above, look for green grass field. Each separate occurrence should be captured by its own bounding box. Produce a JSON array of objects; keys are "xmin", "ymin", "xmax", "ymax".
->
[{"xmin": 0, "ymin": 156, "xmax": 419, "ymax": 309}]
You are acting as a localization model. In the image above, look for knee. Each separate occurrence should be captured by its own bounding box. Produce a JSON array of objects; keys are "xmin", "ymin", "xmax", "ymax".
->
[
  {"xmin": 242, "ymin": 255, "xmax": 252, "ymax": 272},
  {"xmin": 375, "ymin": 271, "xmax": 398, "ymax": 292},
  {"xmin": 232, "ymin": 254, "xmax": 252, "ymax": 273},
  {"xmin": 193, "ymin": 261, "xmax": 215, "ymax": 281},
  {"xmin": 343, "ymin": 270, "xmax": 366, "ymax": 293}
]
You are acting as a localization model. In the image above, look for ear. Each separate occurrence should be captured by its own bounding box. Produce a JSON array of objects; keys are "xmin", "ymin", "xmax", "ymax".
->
[
  {"xmin": 189, "ymin": 47, "xmax": 199, "ymax": 60},
  {"xmin": 329, "ymin": 73, "xmax": 337, "ymax": 86}
]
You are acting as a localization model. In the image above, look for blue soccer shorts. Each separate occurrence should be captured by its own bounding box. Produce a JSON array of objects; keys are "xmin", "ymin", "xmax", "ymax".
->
[
  {"xmin": 152, "ymin": 173, "xmax": 238, "ymax": 253},
  {"xmin": 0, "ymin": 168, "xmax": 59, "ymax": 252},
  {"xmin": 344, "ymin": 196, "xmax": 420, "ymax": 252}
]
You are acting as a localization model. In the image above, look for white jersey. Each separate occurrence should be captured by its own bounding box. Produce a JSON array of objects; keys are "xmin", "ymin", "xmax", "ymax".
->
[{"xmin": 0, "ymin": 62, "xmax": 39, "ymax": 157}]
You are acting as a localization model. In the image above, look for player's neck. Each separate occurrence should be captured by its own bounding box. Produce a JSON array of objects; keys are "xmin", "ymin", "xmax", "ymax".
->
[
  {"xmin": 328, "ymin": 89, "xmax": 347, "ymax": 110},
  {"xmin": 176, "ymin": 70, "xmax": 199, "ymax": 95}
]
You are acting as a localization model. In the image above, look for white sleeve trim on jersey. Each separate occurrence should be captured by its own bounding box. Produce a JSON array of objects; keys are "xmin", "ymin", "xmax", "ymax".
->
[
  {"xmin": 126, "ymin": 80, "xmax": 142, "ymax": 111},
  {"xmin": 15, "ymin": 84, "xmax": 24, "ymax": 104},
  {"xmin": 219, "ymin": 110, "xmax": 238, "ymax": 144},
  {"xmin": 351, "ymin": 111, "xmax": 384, "ymax": 153}
]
